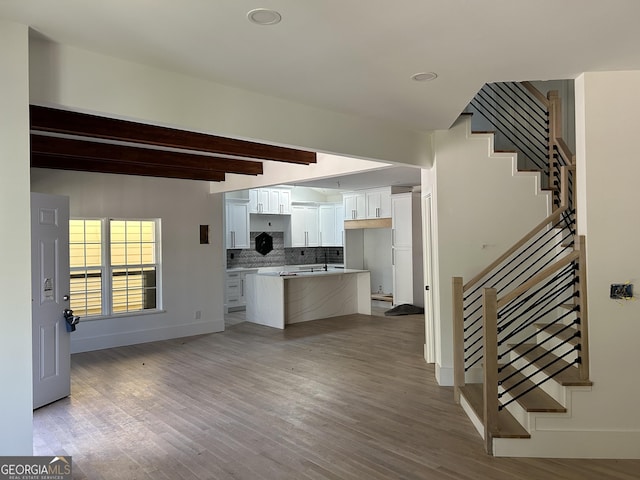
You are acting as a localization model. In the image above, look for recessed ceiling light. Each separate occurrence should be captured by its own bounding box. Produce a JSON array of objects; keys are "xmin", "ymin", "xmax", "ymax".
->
[
  {"xmin": 247, "ymin": 8, "xmax": 282, "ymax": 25},
  {"xmin": 411, "ymin": 72, "xmax": 438, "ymax": 82}
]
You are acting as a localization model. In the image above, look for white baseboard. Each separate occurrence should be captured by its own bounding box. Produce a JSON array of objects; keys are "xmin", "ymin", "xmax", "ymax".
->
[
  {"xmin": 494, "ymin": 429, "xmax": 640, "ymax": 458},
  {"xmin": 435, "ymin": 364, "xmax": 454, "ymax": 386},
  {"xmin": 71, "ymin": 319, "xmax": 223, "ymax": 353}
]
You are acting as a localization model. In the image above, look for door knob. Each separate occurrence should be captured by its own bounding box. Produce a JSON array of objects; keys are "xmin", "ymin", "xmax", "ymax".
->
[{"xmin": 63, "ymin": 294, "xmax": 70, "ymax": 301}]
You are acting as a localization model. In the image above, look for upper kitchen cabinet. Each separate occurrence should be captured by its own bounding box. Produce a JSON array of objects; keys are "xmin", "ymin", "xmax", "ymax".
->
[
  {"xmin": 319, "ymin": 203, "xmax": 344, "ymax": 246},
  {"xmin": 225, "ymin": 199, "xmax": 250, "ymax": 249},
  {"xmin": 343, "ymin": 187, "xmax": 408, "ymax": 223},
  {"xmin": 365, "ymin": 187, "xmax": 392, "ymax": 219},
  {"xmin": 343, "ymin": 191, "xmax": 366, "ymax": 220},
  {"xmin": 249, "ymin": 186, "xmax": 292, "ymax": 214},
  {"xmin": 290, "ymin": 204, "xmax": 319, "ymax": 247}
]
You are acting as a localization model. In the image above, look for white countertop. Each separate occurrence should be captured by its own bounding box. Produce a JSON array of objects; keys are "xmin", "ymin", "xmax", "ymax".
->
[
  {"xmin": 227, "ymin": 264, "xmax": 344, "ymax": 273},
  {"xmin": 256, "ymin": 268, "xmax": 367, "ymax": 278}
]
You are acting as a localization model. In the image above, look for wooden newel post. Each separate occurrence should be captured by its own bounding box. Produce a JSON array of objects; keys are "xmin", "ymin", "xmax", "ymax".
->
[
  {"xmin": 452, "ymin": 277, "xmax": 465, "ymax": 403},
  {"xmin": 482, "ymin": 287, "xmax": 498, "ymax": 455}
]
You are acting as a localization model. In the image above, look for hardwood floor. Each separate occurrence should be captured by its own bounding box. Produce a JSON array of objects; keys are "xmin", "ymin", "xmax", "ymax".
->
[{"xmin": 34, "ymin": 310, "xmax": 639, "ymax": 479}]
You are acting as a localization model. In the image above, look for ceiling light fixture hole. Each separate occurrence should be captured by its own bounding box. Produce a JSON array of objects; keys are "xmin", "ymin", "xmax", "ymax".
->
[
  {"xmin": 411, "ymin": 72, "xmax": 438, "ymax": 82},
  {"xmin": 247, "ymin": 8, "xmax": 282, "ymax": 25}
]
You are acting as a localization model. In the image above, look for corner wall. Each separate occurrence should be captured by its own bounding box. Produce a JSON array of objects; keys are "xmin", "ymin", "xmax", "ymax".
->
[
  {"xmin": 31, "ymin": 169, "xmax": 224, "ymax": 353},
  {"xmin": 424, "ymin": 116, "xmax": 550, "ymax": 385},
  {"xmin": 0, "ymin": 20, "xmax": 32, "ymax": 455}
]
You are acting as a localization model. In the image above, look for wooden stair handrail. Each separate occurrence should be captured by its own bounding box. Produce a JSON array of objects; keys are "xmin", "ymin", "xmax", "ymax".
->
[
  {"xmin": 497, "ymin": 251, "xmax": 580, "ymax": 308},
  {"xmin": 521, "ymin": 81, "xmax": 549, "ymax": 108},
  {"xmin": 555, "ymin": 138, "xmax": 576, "ymax": 166},
  {"xmin": 463, "ymin": 207, "xmax": 569, "ymax": 291}
]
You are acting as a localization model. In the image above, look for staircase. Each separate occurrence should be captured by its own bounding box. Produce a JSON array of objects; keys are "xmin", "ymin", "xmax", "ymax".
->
[{"xmin": 453, "ymin": 81, "xmax": 592, "ymax": 456}]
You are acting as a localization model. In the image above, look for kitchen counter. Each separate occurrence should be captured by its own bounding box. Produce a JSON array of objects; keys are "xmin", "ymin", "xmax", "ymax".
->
[{"xmin": 245, "ymin": 269, "xmax": 371, "ymax": 329}]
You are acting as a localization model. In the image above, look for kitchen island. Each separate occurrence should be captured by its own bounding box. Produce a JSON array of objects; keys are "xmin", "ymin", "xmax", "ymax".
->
[{"xmin": 245, "ymin": 269, "xmax": 371, "ymax": 329}]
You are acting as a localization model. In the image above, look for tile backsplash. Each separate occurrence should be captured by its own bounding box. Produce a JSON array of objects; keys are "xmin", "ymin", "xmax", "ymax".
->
[{"xmin": 226, "ymin": 231, "xmax": 343, "ymax": 269}]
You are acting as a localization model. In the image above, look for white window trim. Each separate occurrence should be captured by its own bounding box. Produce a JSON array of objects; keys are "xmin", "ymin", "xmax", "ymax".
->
[{"xmin": 70, "ymin": 217, "xmax": 163, "ymax": 320}]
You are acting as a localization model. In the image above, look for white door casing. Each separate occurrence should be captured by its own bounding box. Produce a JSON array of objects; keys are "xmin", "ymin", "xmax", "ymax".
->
[
  {"xmin": 422, "ymin": 193, "xmax": 436, "ymax": 364},
  {"xmin": 31, "ymin": 192, "xmax": 71, "ymax": 409}
]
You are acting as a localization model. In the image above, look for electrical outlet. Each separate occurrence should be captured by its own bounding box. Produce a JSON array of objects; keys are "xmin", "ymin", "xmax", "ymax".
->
[
  {"xmin": 610, "ymin": 284, "xmax": 633, "ymax": 300},
  {"xmin": 195, "ymin": 310, "xmax": 202, "ymax": 320}
]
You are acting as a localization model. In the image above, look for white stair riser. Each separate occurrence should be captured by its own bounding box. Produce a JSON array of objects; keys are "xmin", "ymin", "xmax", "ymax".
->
[
  {"xmin": 535, "ymin": 331, "xmax": 578, "ymax": 360},
  {"xmin": 509, "ymin": 354, "xmax": 567, "ymax": 405},
  {"xmin": 498, "ymin": 387, "xmax": 532, "ymax": 430}
]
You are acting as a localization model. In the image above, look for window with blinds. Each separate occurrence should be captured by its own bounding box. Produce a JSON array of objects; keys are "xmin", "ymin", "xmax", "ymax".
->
[{"xmin": 69, "ymin": 218, "xmax": 161, "ymax": 318}]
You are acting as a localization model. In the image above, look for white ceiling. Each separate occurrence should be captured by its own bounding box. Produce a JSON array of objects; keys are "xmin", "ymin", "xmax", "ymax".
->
[{"xmin": 3, "ymin": 1, "xmax": 640, "ymax": 188}]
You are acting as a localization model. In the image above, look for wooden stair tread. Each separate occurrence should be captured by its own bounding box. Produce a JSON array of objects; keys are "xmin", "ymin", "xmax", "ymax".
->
[
  {"xmin": 533, "ymin": 323, "xmax": 580, "ymax": 346},
  {"xmin": 512, "ymin": 345, "xmax": 592, "ymax": 386},
  {"xmin": 459, "ymin": 384, "xmax": 530, "ymax": 439},
  {"xmin": 494, "ymin": 149, "xmax": 517, "ymax": 153},
  {"xmin": 499, "ymin": 365, "xmax": 566, "ymax": 413}
]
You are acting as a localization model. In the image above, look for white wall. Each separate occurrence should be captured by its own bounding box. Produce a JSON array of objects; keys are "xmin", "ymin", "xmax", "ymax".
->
[
  {"xmin": 425, "ymin": 116, "xmax": 550, "ymax": 385},
  {"xmin": 29, "ymin": 38, "xmax": 431, "ymax": 168},
  {"xmin": 0, "ymin": 20, "xmax": 32, "ymax": 455},
  {"xmin": 552, "ymin": 71, "xmax": 640, "ymax": 457},
  {"xmin": 31, "ymin": 169, "xmax": 224, "ymax": 353}
]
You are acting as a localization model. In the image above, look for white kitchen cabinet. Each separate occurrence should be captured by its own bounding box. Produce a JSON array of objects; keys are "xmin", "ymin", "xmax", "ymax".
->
[
  {"xmin": 225, "ymin": 269, "xmax": 257, "ymax": 311},
  {"xmin": 366, "ymin": 187, "xmax": 392, "ymax": 219},
  {"xmin": 225, "ymin": 200, "xmax": 250, "ymax": 249},
  {"xmin": 319, "ymin": 203, "xmax": 344, "ymax": 246},
  {"xmin": 391, "ymin": 192, "xmax": 423, "ymax": 306},
  {"xmin": 344, "ymin": 187, "xmax": 395, "ymax": 220},
  {"xmin": 343, "ymin": 192, "xmax": 366, "ymax": 220},
  {"xmin": 291, "ymin": 204, "xmax": 319, "ymax": 247},
  {"xmin": 249, "ymin": 187, "xmax": 292, "ymax": 214}
]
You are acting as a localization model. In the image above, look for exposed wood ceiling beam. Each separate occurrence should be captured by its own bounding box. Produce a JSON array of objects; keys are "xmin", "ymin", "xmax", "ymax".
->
[
  {"xmin": 30, "ymin": 134, "xmax": 263, "ymax": 176},
  {"xmin": 31, "ymin": 153, "xmax": 226, "ymax": 182},
  {"xmin": 30, "ymin": 105, "xmax": 316, "ymax": 165}
]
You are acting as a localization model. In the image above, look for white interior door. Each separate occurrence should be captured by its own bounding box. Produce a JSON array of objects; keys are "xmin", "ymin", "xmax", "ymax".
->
[
  {"xmin": 422, "ymin": 194, "xmax": 436, "ymax": 364},
  {"xmin": 31, "ymin": 192, "xmax": 71, "ymax": 409}
]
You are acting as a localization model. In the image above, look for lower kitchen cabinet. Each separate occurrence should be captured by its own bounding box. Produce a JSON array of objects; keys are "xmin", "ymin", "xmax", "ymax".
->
[{"xmin": 225, "ymin": 269, "xmax": 257, "ymax": 312}]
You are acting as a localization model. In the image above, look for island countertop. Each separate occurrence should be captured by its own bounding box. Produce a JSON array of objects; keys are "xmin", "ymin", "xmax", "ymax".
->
[
  {"xmin": 255, "ymin": 268, "xmax": 367, "ymax": 278},
  {"xmin": 245, "ymin": 269, "xmax": 371, "ymax": 329}
]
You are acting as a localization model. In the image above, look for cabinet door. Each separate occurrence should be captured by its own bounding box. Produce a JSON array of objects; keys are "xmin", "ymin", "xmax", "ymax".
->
[
  {"xmin": 335, "ymin": 204, "xmax": 345, "ymax": 246},
  {"xmin": 257, "ymin": 189, "xmax": 270, "ymax": 214},
  {"xmin": 268, "ymin": 189, "xmax": 280, "ymax": 214},
  {"xmin": 319, "ymin": 205, "xmax": 335, "ymax": 246},
  {"xmin": 305, "ymin": 206, "xmax": 320, "ymax": 246},
  {"xmin": 278, "ymin": 189, "xmax": 291, "ymax": 214},
  {"xmin": 366, "ymin": 190, "xmax": 382, "ymax": 218},
  {"xmin": 226, "ymin": 202, "xmax": 250, "ymax": 249},
  {"xmin": 366, "ymin": 188, "xmax": 392, "ymax": 218},
  {"xmin": 290, "ymin": 205, "xmax": 307, "ymax": 246},
  {"xmin": 393, "ymin": 247, "xmax": 414, "ymax": 305},
  {"xmin": 343, "ymin": 194, "xmax": 356, "ymax": 220},
  {"xmin": 248, "ymin": 189, "xmax": 259, "ymax": 214},
  {"xmin": 355, "ymin": 193, "xmax": 366, "ymax": 219},
  {"xmin": 344, "ymin": 193, "xmax": 366, "ymax": 220},
  {"xmin": 378, "ymin": 189, "xmax": 392, "ymax": 218},
  {"xmin": 392, "ymin": 194, "xmax": 412, "ymax": 248}
]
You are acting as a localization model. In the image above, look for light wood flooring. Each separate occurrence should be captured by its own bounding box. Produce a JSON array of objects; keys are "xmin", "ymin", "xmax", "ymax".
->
[{"xmin": 33, "ymin": 309, "xmax": 640, "ymax": 479}]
